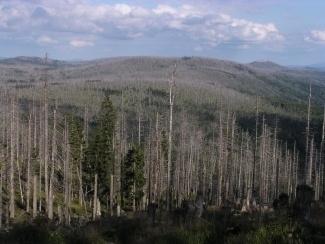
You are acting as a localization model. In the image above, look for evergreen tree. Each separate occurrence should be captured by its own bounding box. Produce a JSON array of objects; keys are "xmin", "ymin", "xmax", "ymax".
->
[
  {"xmin": 121, "ymin": 145, "xmax": 145, "ymax": 209},
  {"xmin": 67, "ymin": 114, "xmax": 84, "ymax": 200},
  {"xmin": 68, "ymin": 115, "xmax": 83, "ymax": 170},
  {"xmin": 84, "ymin": 95, "xmax": 116, "ymax": 198}
]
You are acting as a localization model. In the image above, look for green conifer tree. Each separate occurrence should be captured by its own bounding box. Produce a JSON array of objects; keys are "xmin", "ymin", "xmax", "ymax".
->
[
  {"xmin": 121, "ymin": 145, "xmax": 145, "ymax": 209},
  {"xmin": 84, "ymin": 95, "xmax": 116, "ymax": 199}
]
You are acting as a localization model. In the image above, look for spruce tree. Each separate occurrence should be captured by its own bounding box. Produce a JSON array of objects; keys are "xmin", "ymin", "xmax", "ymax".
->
[
  {"xmin": 68, "ymin": 115, "xmax": 83, "ymax": 166},
  {"xmin": 84, "ymin": 95, "xmax": 116, "ymax": 199},
  {"xmin": 121, "ymin": 145, "xmax": 145, "ymax": 209}
]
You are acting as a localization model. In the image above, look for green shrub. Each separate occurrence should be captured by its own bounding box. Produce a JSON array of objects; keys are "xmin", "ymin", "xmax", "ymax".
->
[
  {"xmin": 149, "ymin": 222, "xmax": 213, "ymax": 244},
  {"xmin": 0, "ymin": 222, "xmax": 64, "ymax": 244},
  {"xmin": 227, "ymin": 222, "xmax": 304, "ymax": 244}
]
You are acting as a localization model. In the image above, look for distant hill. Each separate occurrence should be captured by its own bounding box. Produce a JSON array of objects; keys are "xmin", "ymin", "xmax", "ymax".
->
[
  {"xmin": 1, "ymin": 56, "xmax": 325, "ymax": 110},
  {"xmin": 0, "ymin": 56, "xmax": 72, "ymax": 67},
  {"xmin": 248, "ymin": 61, "xmax": 286, "ymax": 71},
  {"xmin": 306, "ymin": 63, "xmax": 325, "ymax": 70}
]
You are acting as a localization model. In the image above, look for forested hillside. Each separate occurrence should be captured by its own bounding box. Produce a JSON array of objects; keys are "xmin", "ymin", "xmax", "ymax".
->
[
  {"xmin": 0, "ymin": 56, "xmax": 324, "ymax": 243},
  {"xmin": 2, "ymin": 56, "xmax": 325, "ymax": 110}
]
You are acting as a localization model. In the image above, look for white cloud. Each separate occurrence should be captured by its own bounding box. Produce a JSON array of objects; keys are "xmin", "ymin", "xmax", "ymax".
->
[
  {"xmin": 153, "ymin": 4, "xmax": 177, "ymax": 15},
  {"xmin": 0, "ymin": 0, "xmax": 284, "ymax": 47},
  {"xmin": 37, "ymin": 35, "xmax": 57, "ymax": 44},
  {"xmin": 69, "ymin": 39, "xmax": 94, "ymax": 48},
  {"xmin": 306, "ymin": 30, "xmax": 325, "ymax": 44}
]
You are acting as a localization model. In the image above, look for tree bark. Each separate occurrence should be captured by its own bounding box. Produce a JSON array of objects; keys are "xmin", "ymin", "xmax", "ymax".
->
[
  {"xmin": 9, "ymin": 100, "xmax": 15, "ymax": 219},
  {"xmin": 252, "ymin": 96, "xmax": 259, "ymax": 197},
  {"xmin": 33, "ymin": 175, "xmax": 37, "ymax": 218},
  {"xmin": 26, "ymin": 113, "xmax": 32, "ymax": 213},
  {"xmin": 48, "ymin": 108, "xmax": 57, "ymax": 220},
  {"xmin": 110, "ymin": 174, "xmax": 114, "ymax": 216},
  {"xmin": 167, "ymin": 64, "xmax": 176, "ymax": 211},
  {"xmin": 306, "ymin": 82, "xmax": 312, "ymax": 184},
  {"xmin": 64, "ymin": 119, "xmax": 70, "ymax": 225},
  {"xmin": 93, "ymin": 174, "xmax": 98, "ymax": 221}
]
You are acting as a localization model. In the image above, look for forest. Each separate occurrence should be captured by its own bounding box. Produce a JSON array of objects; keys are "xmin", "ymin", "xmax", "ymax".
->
[{"xmin": 0, "ymin": 56, "xmax": 325, "ymax": 243}]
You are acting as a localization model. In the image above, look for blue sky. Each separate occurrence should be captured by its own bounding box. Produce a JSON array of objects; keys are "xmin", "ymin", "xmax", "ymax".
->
[{"xmin": 0, "ymin": 0, "xmax": 324, "ymax": 65}]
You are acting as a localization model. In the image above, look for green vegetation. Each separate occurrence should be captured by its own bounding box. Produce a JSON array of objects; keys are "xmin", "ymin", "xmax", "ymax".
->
[
  {"xmin": 1, "ymin": 211, "xmax": 323, "ymax": 244},
  {"xmin": 84, "ymin": 95, "xmax": 116, "ymax": 195},
  {"xmin": 121, "ymin": 146, "xmax": 145, "ymax": 209}
]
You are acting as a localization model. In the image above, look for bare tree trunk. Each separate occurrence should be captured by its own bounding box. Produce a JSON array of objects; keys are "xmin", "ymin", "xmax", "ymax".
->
[
  {"xmin": 148, "ymin": 121, "xmax": 153, "ymax": 206},
  {"xmin": 308, "ymin": 137, "xmax": 314, "ymax": 186},
  {"xmin": 306, "ymin": 82, "xmax": 312, "ymax": 184},
  {"xmin": 291, "ymin": 142, "xmax": 297, "ymax": 199},
  {"xmin": 167, "ymin": 64, "xmax": 176, "ymax": 211},
  {"xmin": 78, "ymin": 144, "xmax": 84, "ymax": 207},
  {"xmin": 238, "ymin": 131, "xmax": 244, "ymax": 199},
  {"xmin": 93, "ymin": 174, "xmax": 98, "ymax": 221},
  {"xmin": 44, "ymin": 88, "xmax": 49, "ymax": 210},
  {"xmin": 154, "ymin": 112, "xmax": 160, "ymax": 203},
  {"xmin": 16, "ymin": 112, "xmax": 24, "ymax": 205},
  {"xmin": 64, "ymin": 119, "xmax": 70, "ymax": 225},
  {"xmin": 110, "ymin": 174, "xmax": 114, "ymax": 216},
  {"xmin": 275, "ymin": 156, "xmax": 279, "ymax": 199},
  {"xmin": 133, "ymin": 156, "xmax": 136, "ymax": 212},
  {"xmin": 42, "ymin": 53, "xmax": 49, "ymax": 210},
  {"xmin": 224, "ymin": 110, "xmax": 230, "ymax": 199},
  {"xmin": 33, "ymin": 175, "xmax": 37, "ymax": 218},
  {"xmin": 218, "ymin": 112, "xmax": 224, "ymax": 206},
  {"xmin": 39, "ymin": 107, "xmax": 43, "ymax": 212},
  {"xmin": 9, "ymin": 100, "xmax": 15, "ymax": 219},
  {"xmin": 259, "ymin": 116, "xmax": 265, "ymax": 202},
  {"xmin": 252, "ymin": 96, "xmax": 259, "ymax": 197},
  {"xmin": 272, "ymin": 118, "xmax": 278, "ymax": 199},
  {"xmin": 229, "ymin": 112, "xmax": 236, "ymax": 200},
  {"xmin": 79, "ymin": 106, "xmax": 88, "ymax": 207},
  {"xmin": 5, "ymin": 99, "xmax": 10, "ymax": 226},
  {"xmin": 26, "ymin": 113, "xmax": 32, "ymax": 213},
  {"xmin": 33, "ymin": 102, "xmax": 37, "ymax": 149},
  {"xmin": 48, "ymin": 108, "xmax": 57, "ymax": 220},
  {"xmin": 321, "ymin": 105, "xmax": 325, "ymax": 197}
]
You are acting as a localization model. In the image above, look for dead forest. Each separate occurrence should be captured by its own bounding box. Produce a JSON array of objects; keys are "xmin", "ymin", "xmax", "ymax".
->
[{"xmin": 0, "ymin": 58, "xmax": 324, "ymax": 243}]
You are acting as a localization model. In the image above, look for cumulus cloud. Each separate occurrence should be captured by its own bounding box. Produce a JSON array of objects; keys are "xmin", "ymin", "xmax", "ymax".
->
[
  {"xmin": 306, "ymin": 30, "xmax": 325, "ymax": 44},
  {"xmin": 37, "ymin": 35, "xmax": 57, "ymax": 44},
  {"xmin": 0, "ymin": 0, "xmax": 283, "ymax": 47},
  {"xmin": 69, "ymin": 39, "xmax": 94, "ymax": 48}
]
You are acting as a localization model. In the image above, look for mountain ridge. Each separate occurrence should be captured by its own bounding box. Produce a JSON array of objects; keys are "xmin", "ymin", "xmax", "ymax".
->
[{"xmin": 1, "ymin": 56, "xmax": 325, "ymax": 109}]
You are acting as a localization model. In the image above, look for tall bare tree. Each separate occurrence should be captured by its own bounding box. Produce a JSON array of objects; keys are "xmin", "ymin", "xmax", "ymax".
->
[
  {"xmin": 9, "ymin": 99, "xmax": 15, "ymax": 219},
  {"xmin": 26, "ymin": 113, "xmax": 32, "ymax": 212},
  {"xmin": 306, "ymin": 82, "xmax": 312, "ymax": 185},
  {"xmin": 167, "ymin": 64, "xmax": 176, "ymax": 211}
]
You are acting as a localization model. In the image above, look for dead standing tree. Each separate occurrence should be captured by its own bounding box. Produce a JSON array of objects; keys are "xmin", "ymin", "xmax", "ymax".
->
[
  {"xmin": 48, "ymin": 106, "xmax": 57, "ymax": 220},
  {"xmin": 306, "ymin": 82, "xmax": 312, "ymax": 186},
  {"xmin": 167, "ymin": 64, "xmax": 176, "ymax": 211},
  {"xmin": 43, "ymin": 54, "xmax": 49, "ymax": 212},
  {"xmin": 26, "ymin": 113, "xmax": 32, "ymax": 213},
  {"xmin": 251, "ymin": 96, "xmax": 259, "ymax": 202},
  {"xmin": 9, "ymin": 98, "xmax": 15, "ymax": 219},
  {"xmin": 321, "ymin": 105, "xmax": 325, "ymax": 197}
]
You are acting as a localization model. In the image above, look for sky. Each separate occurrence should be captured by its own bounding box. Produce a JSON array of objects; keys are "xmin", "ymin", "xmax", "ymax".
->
[{"xmin": 0, "ymin": 0, "xmax": 324, "ymax": 65}]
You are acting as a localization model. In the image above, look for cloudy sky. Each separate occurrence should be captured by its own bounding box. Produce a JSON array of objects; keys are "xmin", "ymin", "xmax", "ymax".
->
[{"xmin": 0, "ymin": 0, "xmax": 324, "ymax": 65}]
